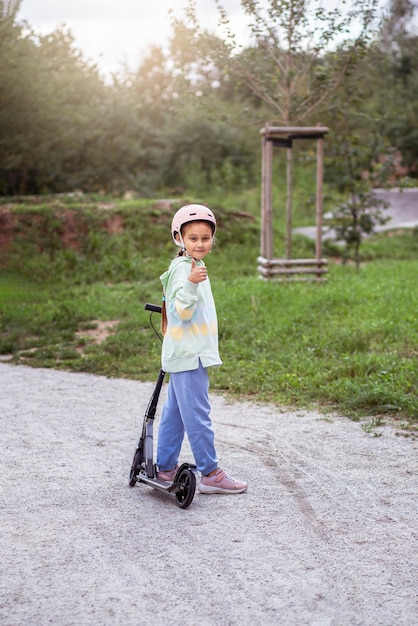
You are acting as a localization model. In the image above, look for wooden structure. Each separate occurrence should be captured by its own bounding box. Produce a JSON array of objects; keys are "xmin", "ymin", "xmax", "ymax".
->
[{"xmin": 258, "ymin": 123, "xmax": 329, "ymax": 280}]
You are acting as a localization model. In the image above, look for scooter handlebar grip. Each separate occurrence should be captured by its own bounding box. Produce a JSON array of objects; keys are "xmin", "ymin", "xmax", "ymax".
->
[{"xmin": 144, "ymin": 303, "xmax": 162, "ymax": 314}]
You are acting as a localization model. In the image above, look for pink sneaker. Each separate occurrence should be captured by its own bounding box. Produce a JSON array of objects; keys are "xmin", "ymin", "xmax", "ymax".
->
[
  {"xmin": 199, "ymin": 468, "xmax": 247, "ymax": 494},
  {"xmin": 157, "ymin": 465, "xmax": 178, "ymax": 482}
]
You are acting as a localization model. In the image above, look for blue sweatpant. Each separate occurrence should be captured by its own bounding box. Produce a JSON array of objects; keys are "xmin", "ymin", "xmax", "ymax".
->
[{"xmin": 156, "ymin": 361, "xmax": 218, "ymax": 476}]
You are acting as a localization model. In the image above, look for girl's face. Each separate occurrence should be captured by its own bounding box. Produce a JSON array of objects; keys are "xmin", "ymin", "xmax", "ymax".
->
[{"xmin": 178, "ymin": 221, "xmax": 213, "ymax": 260}]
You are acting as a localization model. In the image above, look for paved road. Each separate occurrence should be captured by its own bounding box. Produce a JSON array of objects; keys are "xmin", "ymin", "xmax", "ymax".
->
[{"xmin": 294, "ymin": 188, "xmax": 418, "ymax": 239}]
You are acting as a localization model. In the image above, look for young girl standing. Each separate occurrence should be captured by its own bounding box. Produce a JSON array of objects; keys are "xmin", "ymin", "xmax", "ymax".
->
[{"xmin": 156, "ymin": 204, "xmax": 247, "ymax": 495}]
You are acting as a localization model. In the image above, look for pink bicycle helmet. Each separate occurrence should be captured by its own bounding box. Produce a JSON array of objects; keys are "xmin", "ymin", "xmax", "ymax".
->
[{"xmin": 171, "ymin": 204, "xmax": 217, "ymax": 247}]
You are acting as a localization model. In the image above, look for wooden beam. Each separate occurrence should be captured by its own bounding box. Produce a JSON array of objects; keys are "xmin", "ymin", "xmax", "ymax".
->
[
  {"xmin": 258, "ymin": 256, "xmax": 328, "ymax": 266},
  {"xmin": 260, "ymin": 126, "xmax": 329, "ymax": 137},
  {"xmin": 257, "ymin": 266, "xmax": 328, "ymax": 277}
]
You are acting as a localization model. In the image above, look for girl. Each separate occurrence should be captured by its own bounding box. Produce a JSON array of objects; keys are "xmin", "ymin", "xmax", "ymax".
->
[{"xmin": 156, "ymin": 204, "xmax": 247, "ymax": 495}]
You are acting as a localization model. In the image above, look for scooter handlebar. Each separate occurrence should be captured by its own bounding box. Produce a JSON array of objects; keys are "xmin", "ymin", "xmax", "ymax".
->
[{"xmin": 144, "ymin": 303, "xmax": 162, "ymax": 314}]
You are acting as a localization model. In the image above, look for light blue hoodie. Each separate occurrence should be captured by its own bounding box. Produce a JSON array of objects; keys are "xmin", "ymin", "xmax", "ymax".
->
[{"xmin": 160, "ymin": 255, "xmax": 222, "ymax": 373}]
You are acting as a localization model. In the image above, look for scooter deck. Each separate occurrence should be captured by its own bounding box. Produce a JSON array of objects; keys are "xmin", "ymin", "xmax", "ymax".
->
[
  {"xmin": 137, "ymin": 470, "xmax": 180, "ymax": 493},
  {"xmin": 137, "ymin": 463, "xmax": 197, "ymax": 495}
]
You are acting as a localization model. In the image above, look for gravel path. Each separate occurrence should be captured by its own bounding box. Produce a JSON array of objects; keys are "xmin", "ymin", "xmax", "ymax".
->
[{"xmin": 1, "ymin": 363, "xmax": 417, "ymax": 625}]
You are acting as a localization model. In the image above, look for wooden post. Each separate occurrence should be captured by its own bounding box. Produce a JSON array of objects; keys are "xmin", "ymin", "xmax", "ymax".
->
[
  {"xmin": 316, "ymin": 131, "xmax": 324, "ymax": 265},
  {"xmin": 260, "ymin": 135, "xmax": 266, "ymax": 258},
  {"xmin": 261, "ymin": 131, "xmax": 273, "ymax": 260},
  {"xmin": 285, "ymin": 145, "xmax": 293, "ymax": 259},
  {"xmin": 258, "ymin": 124, "xmax": 329, "ymax": 281}
]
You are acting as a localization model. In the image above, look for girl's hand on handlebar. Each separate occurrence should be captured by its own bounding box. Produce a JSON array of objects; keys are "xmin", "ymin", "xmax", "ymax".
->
[{"xmin": 189, "ymin": 258, "xmax": 207, "ymax": 283}]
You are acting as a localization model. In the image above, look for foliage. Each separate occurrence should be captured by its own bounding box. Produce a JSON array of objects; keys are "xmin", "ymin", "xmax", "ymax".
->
[
  {"xmin": 157, "ymin": 104, "xmax": 258, "ymax": 191},
  {"xmin": 328, "ymin": 190, "xmax": 390, "ymax": 268},
  {"xmin": 0, "ymin": 18, "xmax": 109, "ymax": 195},
  {"xmin": 378, "ymin": 0, "xmax": 418, "ymax": 173},
  {"xmin": 0, "ymin": 17, "xmax": 260, "ymax": 197},
  {"xmin": 0, "ymin": 0, "xmax": 20, "ymax": 20},
  {"xmin": 182, "ymin": 0, "xmax": 382, "ymax": 125},
  {"xmin": 0, "ymin": 2, "xmax": 417, "ymax": 197},
  {"xmin": 323, "ymin": 119, "xmax": 394, "ymax": 264},
  {"xmin": 321, "ymin": 32, "xmax": 411, "ymax": 265}
]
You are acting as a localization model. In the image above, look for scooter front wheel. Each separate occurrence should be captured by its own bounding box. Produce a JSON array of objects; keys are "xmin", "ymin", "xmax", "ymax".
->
[
  {"xmin": 128, "ymin": 446, "xmax": 143, "ymax": 487},
  {"xmin": 175, "ymin": 467, "xmax": 196, "ymax": 509}
]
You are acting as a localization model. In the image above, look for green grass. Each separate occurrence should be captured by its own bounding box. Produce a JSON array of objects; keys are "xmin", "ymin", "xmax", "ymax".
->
[
  {"xmin": 211, "ymin": 262, "xmax": 417, "ymax": 423},
  {"xmin": 0, "ymin": 193, "xmax": 417, "ymax": 432}
]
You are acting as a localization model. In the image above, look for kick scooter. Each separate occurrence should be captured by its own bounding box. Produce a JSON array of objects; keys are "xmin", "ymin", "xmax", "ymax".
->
[{"xmin": 128, "ymin": 303, "xmax": 197, "ymax": 509}]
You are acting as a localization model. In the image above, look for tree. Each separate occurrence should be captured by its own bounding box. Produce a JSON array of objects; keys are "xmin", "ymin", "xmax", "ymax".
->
[
  {"xmin": 184, "ymin": 0, "xmax": 382, "ymax": 125},
  {"xmin": 0, "ymin": 18, "xmax": 109, "ymax": 193},
  {"xmin": 380, "ymin": 0, "xmax": 416, "ymax": 47},
  {"xmin": 0, "ymin": 16, "xmax": 42, "ymax": 193},
  {"xmin": 180, "ymin": 0, "xmax": 383, "ymax": 263},
  {"xmin": 323, "ymin": 54, "xmax": 396, "ymax": 268},
  {"xmin": 328, "ymin": 191, "xmax": 390, "ymax": 268},
  {"xmin": 378, "ymin": 0, "xmax": 418, "ymax": 174},
  {"xmin": 0, "ymin": 0, "xmax": 20, "ymax": 20}
]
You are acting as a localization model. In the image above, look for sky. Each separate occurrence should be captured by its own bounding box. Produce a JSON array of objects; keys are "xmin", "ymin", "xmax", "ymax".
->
[
  {"xmin": 14, "ymin": 0, "xmax": 398, "ymax": 79},
  {"xmin": 15, "ymin": 0, "xmax": 246, "ymax": 78}
]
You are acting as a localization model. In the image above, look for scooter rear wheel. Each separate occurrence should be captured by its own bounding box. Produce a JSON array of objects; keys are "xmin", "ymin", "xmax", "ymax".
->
[
  {"xmin": 175, "ymin": 467, "xmax": 196, "ymax": 509},
  {"xmin": 128, "ymin": 447, "xmax": 143, "ymax": 487}
]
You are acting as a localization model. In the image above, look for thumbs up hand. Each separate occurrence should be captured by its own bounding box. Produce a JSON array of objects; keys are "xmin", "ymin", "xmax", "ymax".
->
[{"xmin": 189, "ymin": 258, "xmax": 208, "ymax": 283}]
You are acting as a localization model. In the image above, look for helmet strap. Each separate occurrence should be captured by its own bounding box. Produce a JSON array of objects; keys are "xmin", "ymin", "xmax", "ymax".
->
[{"xmin": 178, "ymin": 233, "xmax": 186, "ymax": 251}]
